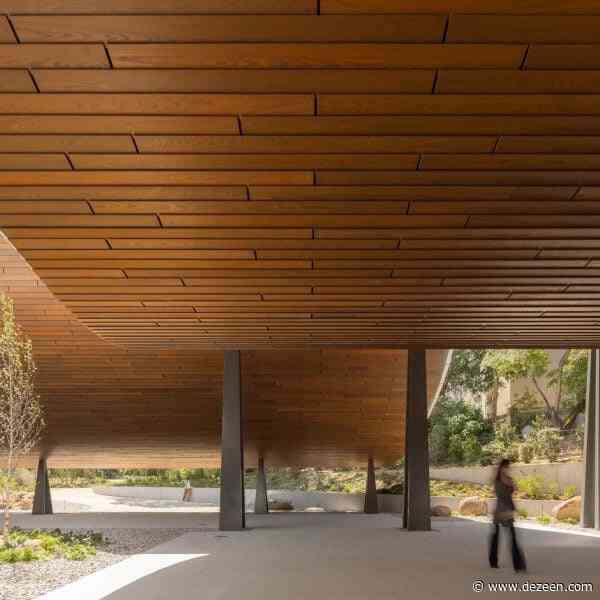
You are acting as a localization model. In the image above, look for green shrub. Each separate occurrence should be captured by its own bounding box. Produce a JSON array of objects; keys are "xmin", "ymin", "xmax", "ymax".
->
[
  {"xmin": 482, "ymin": 422, "xmax": 520, "ymax": 462},
  {"xmin": 518, "ymin": 442, "xmax": 534, "ymax": 464},
  {"xmin": 0, "ymin": 528, "xmax": 105, "ymax": 564},
  {"xmin": 563, "ymin": 484, "xmax": 578, "ymax": 499},
  {"xmin": 428, "ymin": 398, "xmax": 493, "ymax": 466},
  {"xmin": 536, "ymin": 514, "xmax": 552, "ymax": 525},
  {"xmin": 516, "ymin": 475, "xmax": 560, "ymax": 500},
  {"xmin": 531, "ymin": 427, "xmax": 561, "ymax": 462}
]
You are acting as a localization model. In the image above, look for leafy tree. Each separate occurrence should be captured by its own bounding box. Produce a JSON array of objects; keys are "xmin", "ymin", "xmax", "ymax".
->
[
  {"xmin": 0, "ymin": 294, "xmax": 45, "ymax": 540},
  {"xmin": 442, "ymin": 350, "xmax": 500, "ymax": 418},
  {"xmin": 482, "ymin": 349, "xmax": 588, "ymax": 430},
  {"xmin": 443, "ymin": 349, "xmax": 498, "ymax": 396},
  {"xmin": 429, "ymin": 397, "xmax": 494, "ymax": 465}
]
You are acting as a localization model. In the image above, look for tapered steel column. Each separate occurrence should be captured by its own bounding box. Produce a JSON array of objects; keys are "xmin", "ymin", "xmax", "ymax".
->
[
  {"xmin": 595, "ymin": 349, "xmax": 600, "ymax": 530},
  {"xmin": 219, "ymin": 350, "xmax": 245, "ymax": 531},
  {"xmin": 404, "ymin": 349, "xmax": 431, "ymax": 531},
  {"xmin": 582, "ymin": 349, "xmax": 600, "ymax": 529},
  {"xmin": 254, "ymin": 456, "xmax": 269, "ymax": 514},
  {"xmin": 364, "ymin": 456, "xmax": 379, "ymax": 513},
  {"xmin": 32, "ymin": 457, "xmax": 53, "ymax": 515}
]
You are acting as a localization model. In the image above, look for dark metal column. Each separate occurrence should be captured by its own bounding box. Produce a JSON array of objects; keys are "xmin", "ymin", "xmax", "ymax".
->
[
  {"xmin": 364, "ymin": 456, "xmax": 379, "ymax": 513},
  {"xmin": 219, "ymin": 350, "xmax": 245, "ymax": 531},
  {"xmin": 404, "ymin": 349, "xmax": 431, "ymax": 531},
  {"xmin": 254, "ymin": 456, "xmax": 269, "ymax": 514},
  {"xmin": 32, "ymin": 457, "xmax": 53, "ymax": 515},
  {"xmin": 595, "ymin": 349, "xmax": 600, "ymax": 530},
  {"xmin": 582, "ymin": 349, "xmax": 597, "ymax": 527}
]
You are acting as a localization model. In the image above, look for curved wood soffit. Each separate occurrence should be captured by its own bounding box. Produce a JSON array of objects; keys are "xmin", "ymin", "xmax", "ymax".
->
[
  {"xmin": 1, "ymin": 236, "xmax": 447, "ymax": 468},
  {"xmin": 0, "ymin": 2, "xmax": 599, "ymax": 349}
]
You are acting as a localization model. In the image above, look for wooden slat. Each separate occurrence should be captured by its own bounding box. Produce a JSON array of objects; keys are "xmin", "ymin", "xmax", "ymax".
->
[
  {"xmin": 526, "ymin": 45, "xmax": 600, "ymax": 69},
  {"xmin": 319, "ymin": 94, "xmax": 600, "ymax": 115},
  {"xmin": 89, "ymin": 201, "xmax": 411, "ymax": 214},
  {"xmin": 0, "ymin": 186, "xmax": 246, "ymax": 200},
  {"xmin": 0, "ymin": 135, "xmax": 136, "ymax": 153},
  {"xmin": 71, "ymin": 154, "xmax": 419, "ymax": 171},
  {"xmin": 447, "ymin": 15, "xmax": 600, "ymax": 43},
  {"xmin": 0, "ymin": 200, "xmax": 90, "ymax": 213},
  {"xmin": 3, "ymin": 1, "xmax": 318, "ymax": 14},
  {"xmin": 108, "ymin": 43, "xmax": 526, "ymax": 69},
  {"xmin": 159, "ymin": 215, "xmax": 467, "ymax": 227},
  {"xmin": 135, "ymin": 135, "xmax": 494, "ymax": 154},
  {"xmin": 0, "ymin": 171, "xmax": 313, "ymax": 186},
  {"xmin": 13, "ymin": 15, "xmax": 445, "ymax": 42},
  {"xmin": 242, "ymin": 115, "xmax": 600, "ymax": 135},
  {"xmin": 0, "ymin": 44, "xmax": 109, "ymax": 68},
  {"xmin": 0, "ymin": 71, "xmax": 36, "ymax": 92},
  {"xmin": 250, "ymin": 186, "xmax": 575, "ymax": 201},
  {"xmin": 496, "ymin": 137, "xmax": 600, "ymax": 154},
  {"xmin": 320, "ymin": 1, "xmax": 600, "ymax": 14},
  {"xmin": 0, "ymin": 154, "xmax": 71, "ymax": 170},
  {"xmin": 0, "ymin": 215, "xmax": 159, "ymax": 226},
  {"xmin": 436, "ymin": 70, "xmax": 600, "ymax": 94},
  {"xmin": 315, "ymin": 171, "xmax": 600, "ymax": 186},
  {"xmin": 0, "ymin": 115, "xmax": 239, "ymax": 134},
  {"xmin": 0, "ymin": 94, "xmax": 313, "ymax": 115},
  {"xmin": 410, "ymin": 200, "xmax": 600, "ymax": 214},
  {"xmin": 420, "ymin": 154, "xmax": 600, "ymax": 170},
  {"xmin": 33, "ymin": 69, "xmax": 435, "ymax": 93},
  {"xmin": 4, "ymin": 227, "xmax": 312, "ymax": 239}
]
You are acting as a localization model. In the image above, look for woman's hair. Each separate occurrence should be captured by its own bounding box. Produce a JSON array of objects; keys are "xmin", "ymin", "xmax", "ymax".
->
[{"xmin": 495, "ymin": 458, "xmax": 510, "ymax": 480}]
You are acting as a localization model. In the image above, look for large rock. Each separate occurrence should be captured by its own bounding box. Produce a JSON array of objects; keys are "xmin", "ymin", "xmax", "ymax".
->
[
  {"xmin": 458, "ymin": 496, "xmax": 488, "ymax": 516},
  {"xmin": 552, "ymin": 496, "xmax": 581, "ymax": 521},
  {"xmin": 431, "ymin": 505, "xmax": 451, "ymax": 517}
]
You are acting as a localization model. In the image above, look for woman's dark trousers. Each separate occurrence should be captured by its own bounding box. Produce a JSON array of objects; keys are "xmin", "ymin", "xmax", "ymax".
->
[{"xmin": 489, "ymin": 521, "xmax": 526, "ymax": 571}]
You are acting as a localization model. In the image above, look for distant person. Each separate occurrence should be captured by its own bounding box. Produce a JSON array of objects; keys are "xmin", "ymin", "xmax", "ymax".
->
[
  {"xmin": 489, "ymin": 459, "xmax": 527, "ymax": 572},
  {"xmin": 182, "ymin": 478, "xmax": 192, "ymax": 502}
]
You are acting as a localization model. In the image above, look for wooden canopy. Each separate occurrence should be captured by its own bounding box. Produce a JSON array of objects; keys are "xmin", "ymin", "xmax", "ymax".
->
[
  {"xmin": 2, "ymin": 237, "xmax": 448, "ymax": 467},
  {"xmin": 1, "ymin": 1, "xmax": 600, "ymax": 348}
]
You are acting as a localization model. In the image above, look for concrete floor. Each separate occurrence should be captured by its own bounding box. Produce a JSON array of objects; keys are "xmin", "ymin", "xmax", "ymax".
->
[
  {"xmin": 13, "ymin": 512, "xmax": 600, "ymax": 600},
  {"xmin": 49, "ymin": 488, "xmax": 220, "ymax": 513}
]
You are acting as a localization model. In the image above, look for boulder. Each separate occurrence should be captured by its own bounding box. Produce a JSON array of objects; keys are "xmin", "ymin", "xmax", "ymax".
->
[
  {"xmin": 269, "ymin": 499, "xmax": 293, "ymax": 511},
  {"xmin": 552, "ymin": 496, "xmax": 581, "ymax": 521},
  {"xmin": 431, "ymin": 505, "xmax": 451, "ymax": 517},
  {"xmin": 458, "ymin": 496, "xmax": 488, "ymax": 516}
]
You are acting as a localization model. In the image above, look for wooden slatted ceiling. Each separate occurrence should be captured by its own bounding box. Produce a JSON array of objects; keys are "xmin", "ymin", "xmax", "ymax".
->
[
  {"xmin": 3, "ymin": 3, "xmax": 600, "ymax": 348},
  {"xmin": 2, "ymin": 236, "xmax": 447, "ymax": 467}
]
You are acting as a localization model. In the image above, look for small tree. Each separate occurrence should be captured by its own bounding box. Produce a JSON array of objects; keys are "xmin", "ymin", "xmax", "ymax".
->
[
  {"xmin": 482, "ymin": 349, "xmax": 588, "ymax": 430},
  {"xmin": 0, "ymin": 294, "xmax": 44, "ymax": 540}
]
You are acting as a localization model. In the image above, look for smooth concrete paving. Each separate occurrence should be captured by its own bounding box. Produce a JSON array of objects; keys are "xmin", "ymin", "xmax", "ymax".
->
[
  {"xmin": 49, "ymin": 488, "xmax": 220, "ymax": 513},
  {"xmin": 12, "ymin": 512, "xmax": 600, "ymax": 600}
]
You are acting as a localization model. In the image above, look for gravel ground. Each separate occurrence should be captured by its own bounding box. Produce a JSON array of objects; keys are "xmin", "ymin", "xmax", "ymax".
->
[{"xmin": 0, "ymin": 528, "xmax": 193, "ymax": 600}]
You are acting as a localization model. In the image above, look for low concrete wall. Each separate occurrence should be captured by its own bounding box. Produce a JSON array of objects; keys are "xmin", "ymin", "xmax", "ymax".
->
[
  {"xmin": 94, "ymin": 486, "xmax": 380, "ymax": 512},
  {"xmin": 430, "ymin": 462, "xmax": 583, "ymax": 493},
  {"xmin": 94, "ymin": 487, "xmax": 560, "ymax": 516}
]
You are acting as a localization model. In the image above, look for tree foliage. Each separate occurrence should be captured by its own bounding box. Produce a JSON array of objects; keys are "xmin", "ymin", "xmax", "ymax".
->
[
  {"xmin": 481, "ymin": 348, "xmax": 588, "ymax": 429},
  {"xmin": 0, "ymin": 294, "xmax": 44, "ymax": 539},
  {"xmin": 442, "ymin": 349, "xmax": 498, "ymax": 397},
  {"xmin": 429, "ymin": 397, "xmax": 494, "ymax": 465}
]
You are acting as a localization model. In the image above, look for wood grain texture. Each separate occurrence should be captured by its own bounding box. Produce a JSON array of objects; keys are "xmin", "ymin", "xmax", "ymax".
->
[
  {"xmin": 1, "ymin": 236, "xmax": 447, "ymax": 467},
  {"xmin": 2, "ymin": 2, "xmax": 600, "ymax": 349}
]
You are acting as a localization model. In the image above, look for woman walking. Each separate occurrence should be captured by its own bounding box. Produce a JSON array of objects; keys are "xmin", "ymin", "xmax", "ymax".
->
[{"xmin": 489, "ymin": 459, "xmax": 527, "ymax": 572}]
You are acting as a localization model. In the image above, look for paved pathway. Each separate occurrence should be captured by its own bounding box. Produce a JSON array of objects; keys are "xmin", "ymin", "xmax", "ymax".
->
[
  {"xmin": 50, "ymin": 488, "xmax": 219, "ymax": 513},
  {"xmin": 12, "ymin": 512, "xmax": 600, "ymax": 600}
]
